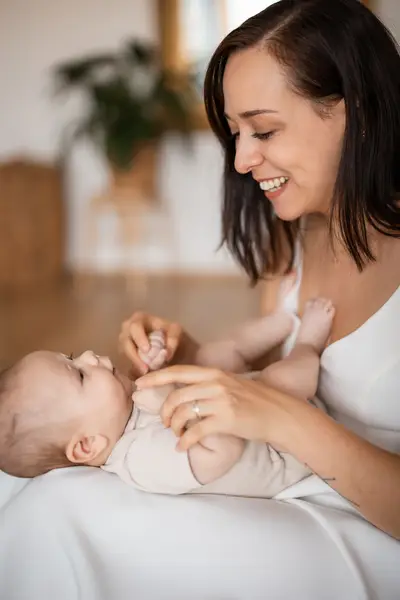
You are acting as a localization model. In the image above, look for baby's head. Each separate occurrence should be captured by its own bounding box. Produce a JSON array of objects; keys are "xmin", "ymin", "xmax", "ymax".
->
[{"xmin": 0, "ymin": 350, "xmax": 133, "ymax": 478}]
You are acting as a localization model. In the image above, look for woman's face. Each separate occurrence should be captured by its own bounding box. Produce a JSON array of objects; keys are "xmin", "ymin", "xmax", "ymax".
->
[{"xmin": 223, "ymin": 47, "xmax": 346, "ymax": 220}]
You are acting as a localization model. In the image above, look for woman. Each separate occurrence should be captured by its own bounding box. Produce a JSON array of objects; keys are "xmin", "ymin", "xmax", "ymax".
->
[{"xmin": 120, "ymin": 0, "xmax": 400, "ymax": 597}]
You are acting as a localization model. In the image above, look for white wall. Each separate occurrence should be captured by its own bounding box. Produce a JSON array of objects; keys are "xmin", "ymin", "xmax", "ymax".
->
[
  {"xmin": 0, "ymin": 0, "xmax": 238, "ymax": 274},
  {"xmin": 375, "ymin": 0, "xmax": 400, "ymax": 41},
  {"xmin": 2, "ymin": 1, "xmax": 396, "ymax": 275}
]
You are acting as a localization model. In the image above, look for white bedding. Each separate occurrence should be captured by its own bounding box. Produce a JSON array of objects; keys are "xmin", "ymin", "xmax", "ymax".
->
[{"xmin": 2, "ymin": 465, "xmax": 396, "ymax": 600}]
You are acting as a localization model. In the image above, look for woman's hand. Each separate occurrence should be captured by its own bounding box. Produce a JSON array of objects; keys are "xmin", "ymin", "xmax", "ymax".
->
[
  {"xmin": 136, "ymin": 365, "xmax": 292, "ymax": 451},
  {"xmin": 119, "ymin": 312, "xmax": 199, "ymax": 376}
]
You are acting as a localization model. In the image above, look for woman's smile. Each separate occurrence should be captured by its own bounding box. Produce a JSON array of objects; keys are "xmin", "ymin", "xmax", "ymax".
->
[{"xmin": 259, "ymin": 176, "xmax": 290, "ymax": 201}]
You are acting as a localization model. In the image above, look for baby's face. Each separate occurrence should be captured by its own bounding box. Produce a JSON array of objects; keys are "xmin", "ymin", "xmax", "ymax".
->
[{"xmin": 24, "ymin": 350, "xmax": 133, "ymax": 448}]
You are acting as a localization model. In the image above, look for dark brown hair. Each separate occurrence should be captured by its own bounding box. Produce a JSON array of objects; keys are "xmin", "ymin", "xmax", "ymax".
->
[{"xmin": 204, "ymin": 0, "xmax": 400, "ymax": 283}]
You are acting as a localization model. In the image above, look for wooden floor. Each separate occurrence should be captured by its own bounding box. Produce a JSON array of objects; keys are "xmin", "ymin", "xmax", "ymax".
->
[{"xmin": 0, "ymin": 274, "xmax": 262, "ymax": 372}]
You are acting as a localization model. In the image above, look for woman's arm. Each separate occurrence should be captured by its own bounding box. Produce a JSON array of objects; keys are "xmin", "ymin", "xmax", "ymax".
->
[
  {"xmin": 282, "ymin": 395, "xmax": 400, "ymax": 539},
  {"xmin": 136, "ymin": 366, "xmax": 400, "ymax": 539}
]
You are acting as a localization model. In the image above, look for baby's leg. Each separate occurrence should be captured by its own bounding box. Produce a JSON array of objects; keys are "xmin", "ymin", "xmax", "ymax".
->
[
  {"xmin": 196, "ymin": 310, "xmax": 294, "ymax": 373},
  {"xmin": 188, "ymin": 434, "xmax": 245, "ymax": 485},
  {"xmin": 260, "ymin": 298, "xmax": 335, "ymax": 400}
]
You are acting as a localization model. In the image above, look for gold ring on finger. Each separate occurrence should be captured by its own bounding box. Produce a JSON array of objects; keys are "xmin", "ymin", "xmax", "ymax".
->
[{"xmin": 192, "ymin": 400, "xmax": 201, "ymax": 419}]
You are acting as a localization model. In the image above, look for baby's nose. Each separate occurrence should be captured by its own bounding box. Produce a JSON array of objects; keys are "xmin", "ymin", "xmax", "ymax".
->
[
  {"xmin": 97, "ymin": 355, "xmax": 113, "ymax": 371},
  {"xmin": 77, "ymin": 350, "xmax": 98, "ymax": 365},
  {"xmin": 78, "ymin": 350, "xmax": 113, "ymax": 371}
]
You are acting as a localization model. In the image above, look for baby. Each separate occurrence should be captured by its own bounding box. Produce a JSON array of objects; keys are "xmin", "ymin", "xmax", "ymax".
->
[{"xmin": 0, "ymin": 297, "xmax": 334, "ymax": 498}]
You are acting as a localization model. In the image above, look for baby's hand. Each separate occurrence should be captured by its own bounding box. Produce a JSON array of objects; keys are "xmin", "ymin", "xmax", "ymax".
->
[
  {"xmin": 138, "ymin": 330, "xmax": 168, "ymax": 371},
  {"xmin": 133, "ymin": 383, "xmax": 175, "ymax": 415}
]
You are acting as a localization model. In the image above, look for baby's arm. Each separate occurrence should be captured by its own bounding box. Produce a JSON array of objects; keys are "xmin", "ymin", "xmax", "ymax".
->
[
  {"xmin": 188, "ymin": 434, "xmax": 245, "ymax": 484},
  {"xmin": 196, "ymin": 310, "xmax": 293, "ymax": 373},
  {"xmin": 133, "ymin": 387, "xmax": 245, "ymax": 485},
  {"xmin": 103, "ymin": 417, "xmax": 244, "ymax": 493}
]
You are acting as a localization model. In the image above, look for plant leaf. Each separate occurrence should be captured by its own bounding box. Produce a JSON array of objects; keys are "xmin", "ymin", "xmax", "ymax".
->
[{"xmin": 52, "ymin": 39, "xmax": 196, "ymax": 169}]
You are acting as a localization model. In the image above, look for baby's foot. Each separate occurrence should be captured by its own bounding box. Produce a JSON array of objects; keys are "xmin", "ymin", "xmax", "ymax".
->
[
  {"xmin": 138, "ymin": 330, "xmax": 168, "ymax": 370},
  {"xmin": 296, "ymin": 298, "xmax": 335, "ymax": 354}
]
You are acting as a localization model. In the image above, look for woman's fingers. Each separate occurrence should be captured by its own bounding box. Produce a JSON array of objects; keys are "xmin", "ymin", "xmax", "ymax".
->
[
  {"xmin": 137, "ymin": 365, "xmax": 223, "ymax": 388},
  {"xmin": 120, "ymin": 312, "xmax": 170, "ymax": 374},
  {"xmin": 119, "ymin": 311, "xmax": 197, "ymax": 371},
  {"xmin": 169, "ymin": 398, "xmax": 220, "ymax": 436},
  {"xmin": 118, "ymin": 331, "xmax": 147, "ymax": 374},
  {"xmin": 119, "ymin": 317, "xmax": 148, "ymax": 365},
  {"xmin": 176, "ymin": 416, "xmax": 221, "ymax": 451},
  {"xmin": 165, "ymin": 322, "xmax": 182, "ymax": 361},
  {"xmin": 160, "ymin": 383, "xmax": 225, "ymax": 425},
  {"xmin": 126, "ymin": 314, "xmax": 151, "ymax": 352}
]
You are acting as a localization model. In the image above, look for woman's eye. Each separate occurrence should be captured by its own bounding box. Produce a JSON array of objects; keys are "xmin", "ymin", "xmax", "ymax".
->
[{"xmin": 253, "ymin": 131, "xmax": 275, "ymax": 140}]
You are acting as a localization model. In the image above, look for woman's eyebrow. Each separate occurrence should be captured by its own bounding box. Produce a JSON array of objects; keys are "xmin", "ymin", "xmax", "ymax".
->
[{"xmin": 225, "ymin": 108, "xmax": 279, "ymax": 120}]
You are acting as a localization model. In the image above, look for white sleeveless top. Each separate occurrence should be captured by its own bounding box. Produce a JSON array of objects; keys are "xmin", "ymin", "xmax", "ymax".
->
[
  {"xmin": 277, "ymin": 238, "xmax": 400, "ymax": 500},
  {"xmin": 274, "ymin": 239, "xmax": 400, "ymax": 599}
]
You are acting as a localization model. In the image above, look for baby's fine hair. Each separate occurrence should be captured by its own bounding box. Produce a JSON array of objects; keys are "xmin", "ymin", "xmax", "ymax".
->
[{"xmin": 0, "ymin": 363, "xmax": 72, "ymax": 478}]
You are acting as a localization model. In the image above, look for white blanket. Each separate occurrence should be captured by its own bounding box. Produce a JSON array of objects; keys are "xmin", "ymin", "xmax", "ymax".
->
[{"xmin": 0, "ymin": 466, "xmax": 397, "ymax": 600}]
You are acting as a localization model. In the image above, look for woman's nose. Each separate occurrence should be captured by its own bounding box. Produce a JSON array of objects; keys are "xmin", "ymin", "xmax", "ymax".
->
[{"xmin": 234, "ymin": 136, "xmax": 263, "ymax": 175}]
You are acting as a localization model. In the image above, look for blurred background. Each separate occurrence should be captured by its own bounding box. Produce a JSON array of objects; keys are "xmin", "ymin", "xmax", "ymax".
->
[{"xmin": 0, "ymin": 0, "xmax": 396, "ymax": 370}]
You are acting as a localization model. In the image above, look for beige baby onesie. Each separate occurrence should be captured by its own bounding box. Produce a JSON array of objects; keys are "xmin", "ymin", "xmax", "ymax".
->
[{"xmin": 102, "ymin": 385, "xmax": 311, "ymax": 498}]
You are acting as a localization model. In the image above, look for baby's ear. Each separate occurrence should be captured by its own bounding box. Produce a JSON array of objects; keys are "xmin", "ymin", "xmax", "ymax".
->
[{"xmin": 66, "ymin": 434, "xmax": 108, "ymax": 465}]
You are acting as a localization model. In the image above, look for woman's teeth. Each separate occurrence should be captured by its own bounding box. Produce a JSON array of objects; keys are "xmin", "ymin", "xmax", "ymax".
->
[{"xmin": 259, "ymin": 177, "xmax": 289, "ymax": 193}]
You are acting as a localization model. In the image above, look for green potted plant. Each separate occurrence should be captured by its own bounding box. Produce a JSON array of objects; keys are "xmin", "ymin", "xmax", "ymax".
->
[{"xmin": 53, "ymin": 38, "xmax": 196, "ymax": 201}]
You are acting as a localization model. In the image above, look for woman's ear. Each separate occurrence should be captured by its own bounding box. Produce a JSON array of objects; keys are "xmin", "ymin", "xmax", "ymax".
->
[{"xmin": 66, "ymin": 434, "xmax": 109, "ymax": 465}]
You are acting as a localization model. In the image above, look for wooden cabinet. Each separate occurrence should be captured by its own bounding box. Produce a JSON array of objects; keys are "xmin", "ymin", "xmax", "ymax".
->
[{"xmin": 0, "ymin": 159, "xmax": 65, "ymax": 289}]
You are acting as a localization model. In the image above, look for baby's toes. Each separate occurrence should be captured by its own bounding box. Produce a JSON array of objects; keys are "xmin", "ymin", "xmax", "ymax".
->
[
  {"xmin": 149, "ymin": 349, "xmax": 168, "ymax": 370},
  {"xmin": 314, "ymin": 297, "xmax": 334, "ymax": 313},
  {"xmin": 304, "ymin": 298, "xmax": 318, "ymax": 311}
]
